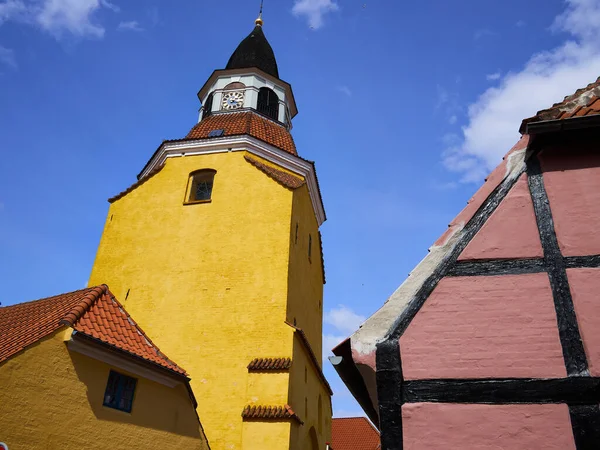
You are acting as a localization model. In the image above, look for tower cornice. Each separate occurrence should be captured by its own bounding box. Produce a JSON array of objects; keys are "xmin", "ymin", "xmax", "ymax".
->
[{"xmin": 136, "ymin": 134, "xmax": 326, "ymax": 226}]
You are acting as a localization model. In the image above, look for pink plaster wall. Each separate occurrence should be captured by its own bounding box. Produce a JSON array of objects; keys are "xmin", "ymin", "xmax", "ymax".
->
[
  {"xmin": 459, "ymin": 174, "xmax": 543, "ymax": 260},
  {"xmin": 567, "ymin": 268, "xmax": 600, "ymax": 376},
  {"xmin": 402, "ymin": 403, "xmax": 576, "ymax": 450},
  {"xmin": 434, "ymin": 136, "xmax": 529, "ymax": 247},
  {"xmin": 400, "ymin": 274, "xmax": 566, "ymax": 379},
  {"xmin": 540, "ymin": 147, "xmax": 600, "ymax": 256}
]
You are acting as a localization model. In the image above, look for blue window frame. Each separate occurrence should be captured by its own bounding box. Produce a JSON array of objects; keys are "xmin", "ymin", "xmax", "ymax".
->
[{"xmin": 103, "ymin": 370, "xmax": 137, "ymax": 413}]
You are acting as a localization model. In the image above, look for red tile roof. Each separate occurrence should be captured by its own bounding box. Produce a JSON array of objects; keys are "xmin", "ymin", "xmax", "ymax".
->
[
  {"xmin": 186, "ymin": 111, "xmax": 297, "ymax": 155},
  {"xmin": 247, "ymin": 357, "xmax": 292, "ymax": 371},
  {"xmin": 242, "ymin": 405, "xmax": 303, "ymax": 424},
  {"xmin": 244, "ymin": 155, "xmax": 305, "ymax": 189},
  {"xmin": 520, "ymin": 77, "xmax": 600, "ymax": 132},
  {"xmin": 331, "ymin": 417, "xmax": 380, "ymax": 450},
  {"xmin": 0, "ymin": 286, "xmax": 186, "ymax": 376}
]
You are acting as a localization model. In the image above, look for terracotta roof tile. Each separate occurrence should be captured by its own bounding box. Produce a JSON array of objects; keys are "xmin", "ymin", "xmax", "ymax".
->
[
  {"xmin": 0, "ymin": 286, "xmax": 186, "ymax": 376},
  {"xmin": 331, "ymin": 417, "xmax": 380, "ymax": 450},
  {"xmin": 247, "ymin": 357, "xmax": 292, "ymax": 371},
  {"xmin": 286, "ymin": 321, "xmax": 333, "ymax": 395},
  {"xmin": 242, "ymin": 405, "xmax": 303, "ymax": 424},
  {"xmin": 185, "ymin": 111, "xmax": 297, "ymax": 155},
  {"xmin": 520, "ymin": 77, "xmax": 600, "ymax": 132},
  {"xmin": 244, "ymin": 154, "xmax": 305, "ymax": 189}
]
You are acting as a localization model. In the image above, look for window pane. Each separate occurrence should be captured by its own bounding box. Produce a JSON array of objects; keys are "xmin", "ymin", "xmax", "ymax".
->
[
  {"xmin": 195, "ymin": 180, "xmax": 213, "ymax": 201},
  {"xmin": 103, "ymin": 371, "xmax": 137, "ymax": 413}
]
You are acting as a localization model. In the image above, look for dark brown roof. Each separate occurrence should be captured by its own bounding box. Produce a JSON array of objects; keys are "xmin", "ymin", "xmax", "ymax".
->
[
  {"xmin": 242, "ymin": 405, "xmax": 303, "ymax": 424},
  {"xmin": 0, "ymin": 286, "xmax": 187, "ymax": 375},
  {"xmin": 286, "ymin": 321, "xmax": 333, "ymax": 395},
  {"xmin": 247, "ymin": 357, "xmax": 292, "ymax": 371},
  {"xmin": 226, "ymin": 25, "xmax": 279, "ymax": 78},
  {"xmin": 186, "ymin": 111, "xmax": 297, "ymax": 155},
  {"xmin": 244, "ymin": 155, "xmax": 305, "ymax": 189},
  {"xmin": 520, "ymin": 77, "xmax": 600, "ymax": 132},
  {"xmin": 332, "ymin": 417, "xmax": 380, "ymax": 450}
]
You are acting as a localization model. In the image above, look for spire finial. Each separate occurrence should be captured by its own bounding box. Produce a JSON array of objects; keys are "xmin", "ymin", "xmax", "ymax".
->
[{"xmin": 255, "ymin": 0, "xmax": 264, "ymax": 26}]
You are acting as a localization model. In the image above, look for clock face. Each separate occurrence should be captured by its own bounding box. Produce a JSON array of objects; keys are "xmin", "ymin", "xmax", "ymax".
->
[{"xmin": 221, "ymin": 91, "xmax": 245, "ymax": 110}]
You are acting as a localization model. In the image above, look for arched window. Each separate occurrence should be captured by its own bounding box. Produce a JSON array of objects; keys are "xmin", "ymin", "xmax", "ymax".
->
[
  {"xmin": 224, "ymin": 81, "xmax": 246, "ymax": 90},
  {"xmin": 257, "ymin": 87, "xmax": 279, "ymax": 121},
  {"xmin": 202, "ymin": 93, "xmax": 214, "ymax": 119},
  {"xmin": 186, "ymin": 169, "xmax": 216, "ymax": 204}
]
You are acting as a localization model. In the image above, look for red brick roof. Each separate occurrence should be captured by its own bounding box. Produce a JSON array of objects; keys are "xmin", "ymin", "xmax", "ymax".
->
[
  {"xmin": 244, "ymin": 155, "xmax": 305, "ymax": 189},
  {"xmin": 242, "ymin": 405, "xmax": 303, "ymax": 424},
  {"xmin": 247, "ymin": 357, "xmax": 292, "ymax": 371},
  {"xmin": 520, "ymin": 77, "xmax": 600, "ymax": 132},
  {"xmin": 186, "ymin": 111, "xmax": 297, "ymax": 155},
  {"xmin": 331, "ymin": 417, "xmax": 380, "ymax": 450},
  {"xmin": 0, "ymin": 286, "xmax": 186, "ymax": 375}
]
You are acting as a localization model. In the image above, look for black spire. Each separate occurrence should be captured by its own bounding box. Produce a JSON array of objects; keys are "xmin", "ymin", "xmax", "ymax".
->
[{"xmin": 226, "ymin": 23, "xmax": 279, "ymax": 79}]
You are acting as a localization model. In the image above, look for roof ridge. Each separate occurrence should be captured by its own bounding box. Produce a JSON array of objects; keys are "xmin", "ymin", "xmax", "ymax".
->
[
  {"xmin": 59, "ymin": 285, "xmax": 107, "ymax": 327},
  {"xmin": 72, "ymin": 288, "xmax": 187, "ymax": 375},
  {"xmin": 0, "ymin": 286, "xmax": 98, "ymax": 310},
  {"xmin": 244, "ymin": 154, "xmax": 305, "ymax": 190}
]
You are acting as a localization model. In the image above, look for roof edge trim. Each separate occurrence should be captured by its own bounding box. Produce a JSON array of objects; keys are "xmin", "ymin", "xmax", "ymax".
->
[
  {"xmin": 136, "ymin": 135, "xmax": 326, "ymax": 225},
  {"xmin": 525, "ymin": 114, "xmax": 600, "ymax": 135}
]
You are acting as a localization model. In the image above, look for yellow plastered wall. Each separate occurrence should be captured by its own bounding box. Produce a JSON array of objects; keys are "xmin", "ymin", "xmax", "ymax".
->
[
  {"xmin": 286, "ymin": 185, "xmax": 325, "ymax": 360},
  {"xmin": 0, "ymin": 329, "xmax": 208, "ymax": 450},
  {"xmin": 288, "ymin": 335, "xmax": 333, "ymax": 450},
  {"xmin": 89, "ymin": 151, "xmax": 304, "ymax": 450}
]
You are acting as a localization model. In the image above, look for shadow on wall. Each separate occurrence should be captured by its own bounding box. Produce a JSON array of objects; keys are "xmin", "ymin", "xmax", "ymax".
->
[{"xmin": 68, "ymin": 349, "xmax": 202, "ymax": 439}]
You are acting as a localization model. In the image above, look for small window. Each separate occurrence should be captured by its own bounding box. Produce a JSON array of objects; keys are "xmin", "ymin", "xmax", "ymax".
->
[
  {"xmin": 103, "ymin": 370, "xmax": 137, "ymax": 413},
  {"xmin": 186, "ymin": 169, "xmax": 216, "ymax": 204},
  {"xmin": 295, "ymin": 223, "xmax": 299, "ymax": 244},
  {"xmin": 308, "ymin": 234, "xmax": 312, "ymax": 262}
]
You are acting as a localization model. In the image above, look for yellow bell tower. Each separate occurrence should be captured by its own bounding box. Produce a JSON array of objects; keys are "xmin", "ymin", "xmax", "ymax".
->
[{"xmin": 88, "ymin": 13, "xmax": 331, "ymax": 450}]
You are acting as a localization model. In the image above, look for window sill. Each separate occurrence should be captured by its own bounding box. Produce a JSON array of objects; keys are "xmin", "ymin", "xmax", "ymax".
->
[{"xmin": 183, "ymin": 199, "xmax": 212, "ymax": 206}]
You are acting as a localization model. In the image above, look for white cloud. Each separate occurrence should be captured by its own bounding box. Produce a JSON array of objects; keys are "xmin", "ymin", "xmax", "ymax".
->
[
  {"xmin": 325, "ymin": 305, "xmax": 366, "ymax": 335},
  {"xmin": 486, "ymin": 72, "xmax": 501, "ymax": 81},
  {"xmin": 448, "ymin": 114, "xmax": 457, "ymax": 124},
  {"xmin": 322, "ymin": 305, "xmax": 366, "ymax": 363},
  {"xmin": 0, "ymin": 0, "xmax": 117, "ymax": 38},
  {"xmin": 292, "ymin": 0, "xmax": 338, "ymax": 29},
  {"xmin": 444, "ymin": 0, "xmax": 600, "ymax": 182},
  {"xmin": 117, "ymin": 20, "xmax": 142, "ymax": 32},
  {"xmin": 0, "ymin": 44, "xmax": 16, "ymax": 68},
  {"xmin": 336, "ymin": 85, "xmax": 352, "ymax": 97},
  {"xmin": 474, "ymin": 28, "xmax": 496, "ymax": 40},
  {"xmin": 0, "ymin": 0, "xmax": 26, "ymax": 24}
]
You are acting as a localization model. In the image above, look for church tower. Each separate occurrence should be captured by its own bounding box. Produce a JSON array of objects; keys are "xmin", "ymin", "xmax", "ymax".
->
[{"xmin": 88, "ymin": 12, "xmax": 331, "ymax": 450}]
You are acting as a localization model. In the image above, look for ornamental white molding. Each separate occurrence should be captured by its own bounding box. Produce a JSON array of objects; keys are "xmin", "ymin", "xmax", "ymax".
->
[
  {"xmin": 139, "ymin": 135, "xmax": 326, "ymax": 226},
  {"xmin": 68, "ymin": 333, "xmax": 183, "ymax": 388}
]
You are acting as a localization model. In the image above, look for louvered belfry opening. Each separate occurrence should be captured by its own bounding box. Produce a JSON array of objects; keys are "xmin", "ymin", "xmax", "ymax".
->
[
  {"xmin": 202, "ymin": 92, "xmax": 214, "ymax": 119},
  {"xmin": 257, "ymin": 87, "xmax": 279, "ymax": 121}
]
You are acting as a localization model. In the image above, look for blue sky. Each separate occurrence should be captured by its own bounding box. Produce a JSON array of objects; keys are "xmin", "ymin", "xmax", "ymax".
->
[{"xmin": 1, "ymin": 0, "xmax": 600, "ymax": 418}]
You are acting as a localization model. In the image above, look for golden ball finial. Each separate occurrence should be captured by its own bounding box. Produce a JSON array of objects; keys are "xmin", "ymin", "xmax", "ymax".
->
[{"xmin": 255, "ymin": 0, "xmax": 264, "ymax": 26}]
